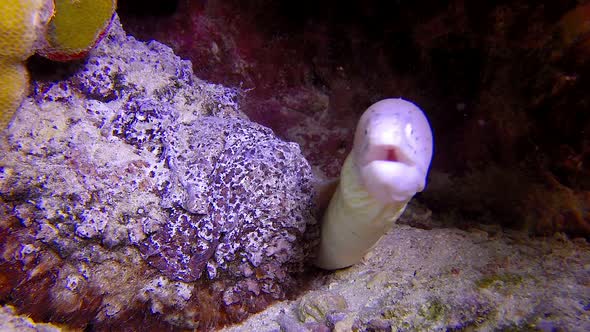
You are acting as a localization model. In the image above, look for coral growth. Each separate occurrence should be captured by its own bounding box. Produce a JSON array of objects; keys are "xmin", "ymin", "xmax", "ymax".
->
[
  {"xmin": 0, "ymin": 0, "xmax": 51, "ymax": 59},
  {"xmin": 0, "ymin": 0, "xmax": 53, "ymax": 128},
  {"xmin": 0, "ymin": 16, "xmax": 317, "ymax": 330},
  {"xmin": 0, "ymin": 0, "xmax": 116, "ymax": 130},
  {"xmin": 39, "ymin": 0, "xmax": 117, "ymax": 61},
  {"xmin": 0, "ymin": 61, "xmax": 29, "ymax": 129}
]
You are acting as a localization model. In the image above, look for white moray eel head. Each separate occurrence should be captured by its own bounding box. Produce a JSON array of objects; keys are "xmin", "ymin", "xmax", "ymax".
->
[
  {"xmin": 353, "ymin": 98, "xmax": 433, "ymax": 204},
  {"xmin": 315, "ymin": 98, "xmax": 433, "ymax": 270}
]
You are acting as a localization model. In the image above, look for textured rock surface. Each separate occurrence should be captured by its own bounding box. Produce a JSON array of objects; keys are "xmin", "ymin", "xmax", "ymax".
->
[
  {"xmin": 0, "ymin": 306, "xmax": 61, "ymax": 332},
  {"xmin": 0, "ymin": 15, "xmax": 317, "ymax": 330},
  {"xmin": 223, "ymin": 206, "xmax": 590, "ymax": 331},
  {"xmin": 139, "ymin": 115, "xmax": 317, "ymax": 289},
  {"xmin": 4, "ymin": 203, "xmax": 589, "ymax": 330}
]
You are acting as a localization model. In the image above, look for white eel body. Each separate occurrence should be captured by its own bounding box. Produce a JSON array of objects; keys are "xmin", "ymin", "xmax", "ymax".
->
[{"xmin": 315, "ymin": 98, "xmax": 434, "ymax": 270}]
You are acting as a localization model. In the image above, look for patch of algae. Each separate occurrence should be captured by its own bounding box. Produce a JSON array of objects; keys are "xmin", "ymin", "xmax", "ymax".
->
[
  {"xmin": 418, "ymin": 298, "xmax": 448, "ymax": 322},
  {"xmin": 475, "ymin": 273, "xmax": 524, "ymax": 290}
]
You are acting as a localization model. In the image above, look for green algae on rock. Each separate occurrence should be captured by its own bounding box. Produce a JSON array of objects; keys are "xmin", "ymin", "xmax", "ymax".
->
[{"xmin": 221, "ymin": 223, "xmax": 590, "ymax": 331}]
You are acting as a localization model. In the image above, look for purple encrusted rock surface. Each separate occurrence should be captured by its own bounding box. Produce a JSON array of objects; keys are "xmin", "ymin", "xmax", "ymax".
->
[
  {"xmin": 0, "ymin": 15, "xmax": 318, "ymax": 330},
  {"xmin": 139, "ymin": 116, "xmax": 318, "ymax": 287}
]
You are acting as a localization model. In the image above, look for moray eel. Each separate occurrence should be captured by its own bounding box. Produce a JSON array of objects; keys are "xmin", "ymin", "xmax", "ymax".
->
[{"xmin": 315, "ymin": 98, "xmax": 433, "ymax": 270}]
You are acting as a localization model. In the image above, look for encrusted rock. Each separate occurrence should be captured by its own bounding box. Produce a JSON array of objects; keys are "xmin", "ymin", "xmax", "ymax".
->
[
  {"xmin": 140, "ymin": 116, "xmax": 317, "ymax": 290},
  {"xmin": 0, "ymin": 15, "xmax": 318, "ymax": 331},
  {"xmin": 297, "ymin": 291, "xmax": 348, "ymax": 323},
  {"xmin": 0, "ymin": 305, "xmax": 61, "ymax": 332}
]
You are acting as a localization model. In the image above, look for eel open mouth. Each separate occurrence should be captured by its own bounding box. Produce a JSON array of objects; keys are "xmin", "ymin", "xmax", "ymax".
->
[
  {"xmin": 362, "ymin": 144, "xmax": 413, "ymax": 167},
  {"xmin": 385, "ymin": 146, "xmax": 398, "ymax": 162}
]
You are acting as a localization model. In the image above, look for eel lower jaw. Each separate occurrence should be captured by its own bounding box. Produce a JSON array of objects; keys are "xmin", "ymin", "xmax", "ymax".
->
[{"xmin": 358, "ymin": 159, "xmax": 426, "ymax": 204}]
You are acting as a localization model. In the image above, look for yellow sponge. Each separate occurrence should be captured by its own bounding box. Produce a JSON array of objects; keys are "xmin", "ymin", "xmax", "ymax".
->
[
  {"xmin": 0, "ymin": 0, "xmax": 52, "ymax": 60},
  {"xmin": 0, "ymin": 0, "xmax": 53, "ymax": 130},
  {"xmin": 0, "ymin": 60, "xmax": 29, "ymax": 129},
  {"xmin": 40, "ymin": 0, "xmax": 116, "ymax": 61},
  {"xmin": 0, "ymin": 0, "xmax": 115, "ymax": 130}
]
